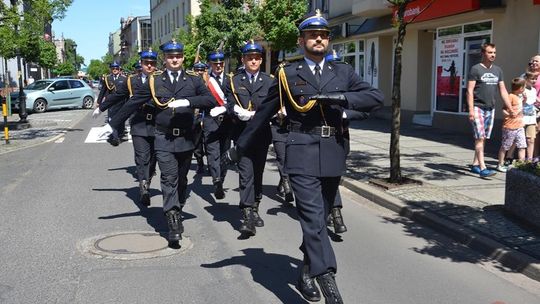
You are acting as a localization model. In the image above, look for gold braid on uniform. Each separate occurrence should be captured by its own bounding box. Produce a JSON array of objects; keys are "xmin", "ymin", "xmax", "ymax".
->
[
  {"xmin": 149, "ymin": 73, "xmax": 174, "ymax": 108},
  {"xmin": 278, "ymin": 65, "xmax": 317, "ymax": 113},
  {"xmin": 228, "ymin": 74, "xmax": 253, "ymax": 111},
  {"xmin": 127, "ymin": 75, "xmax": 133, "ymax": 97},
  {"xmin": 104, "ymin": 75, "xmax": 115, "ymax": 91}
]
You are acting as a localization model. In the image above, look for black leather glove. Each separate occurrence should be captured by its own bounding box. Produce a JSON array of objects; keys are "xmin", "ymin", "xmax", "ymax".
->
[
  {"xmin": 222, "ymin": 146, "xmax": 241, "ymax": 165},
  {"xmin": 310, "ymin": 93, "xmax": 347, "ymax": 106}
]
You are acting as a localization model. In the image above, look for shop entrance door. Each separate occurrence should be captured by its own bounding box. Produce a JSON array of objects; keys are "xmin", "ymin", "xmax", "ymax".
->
[{"xmin": 461, "ymin": 36, "xmax": 490, "ymax": 112}]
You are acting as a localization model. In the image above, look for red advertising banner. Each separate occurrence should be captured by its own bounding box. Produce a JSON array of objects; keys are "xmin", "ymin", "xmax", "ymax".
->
[
  {"xmin": 393, "ymin": 0, "xmax": 480, "ymax": 23},
  {"xmin": 534, "ymin": 0, "xmax": 540, "ymax": 5}
]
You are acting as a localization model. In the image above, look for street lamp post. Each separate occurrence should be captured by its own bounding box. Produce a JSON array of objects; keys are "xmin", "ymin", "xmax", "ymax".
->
[
  {"xmin": 16, "ymin": 51, "xmax": 28, "ymax": 123},
  {"xmin": 72, "ymin": 42, "xmax": 78, "ymax": 74}
]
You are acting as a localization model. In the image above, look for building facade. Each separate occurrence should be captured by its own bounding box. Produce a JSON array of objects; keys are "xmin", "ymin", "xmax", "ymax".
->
[
  {"xmin": 108, "ymin": 29, "xmax": 122, "ymax": 62},
  {"xmin": 118, "ymin": 16, "xmax": 152, "ymax": 63},
  {"xmin": 150, "ymin": 0, "xmax": 201, "ymax": 45},
  {"xmin": 322, "ymin": 0, "xmax": 540, "ymax": 135}
]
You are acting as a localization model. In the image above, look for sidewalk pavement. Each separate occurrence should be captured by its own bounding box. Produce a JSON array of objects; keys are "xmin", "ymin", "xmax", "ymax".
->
[
  {"xmin": 344, "ymin": 118, "xmax": 540, "ymax": 281},
  {"xmin": 1, "ymin": 111, "xmax": 539, "ymax": 281},
  {"xmin": 0, "ymin": 109, "xmax": 90, "ymax": 155}
]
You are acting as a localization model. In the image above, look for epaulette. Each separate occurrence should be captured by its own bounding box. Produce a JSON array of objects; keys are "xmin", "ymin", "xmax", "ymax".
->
[
  {"xmin": 152, "ymin": 71, "xmax": 163, "ymax": 76},
  {"xmin": 270, "ymin": 74, "xmax": 275, "ymax": 79},
  {"xmin": 332, "ymin": 61, "xmax": 348, "ymax": 65},
  {"xmin": 185, "ymin": 70, "xmax": 198, "ymax": 77}
]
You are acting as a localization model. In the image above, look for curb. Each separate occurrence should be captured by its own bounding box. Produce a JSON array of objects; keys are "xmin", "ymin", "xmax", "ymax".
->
[
  {"xmin": 341, "ymin": 176, "xmax": 540, "ymax": 282},
  {"xmin": 0, "ymin": 111, "xmax": 89, "ymax": 155}
]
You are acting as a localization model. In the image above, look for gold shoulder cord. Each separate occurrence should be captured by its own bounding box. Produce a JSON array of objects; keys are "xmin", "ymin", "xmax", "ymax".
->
[
  {"xmin": 278, "ymin": 65, "xmax": 317, "ymax": 113},
  {"xmin": 104, "ymin": 75, "xmax": 115, "ymax": 91},
  {"xmin": 229, "ymin": 76, "xmax": 253, "ymax": 111},
  {"xmin": 149, "ymin": 74, "xmax": 174, "ymax": 108},
  {"xmin": 127, "ymin": 75, "xmax": 133, "ymax": 97}
]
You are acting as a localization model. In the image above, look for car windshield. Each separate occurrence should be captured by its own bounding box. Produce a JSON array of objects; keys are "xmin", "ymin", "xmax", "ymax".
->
[{"xmin": 26, "ymin": 80, "xmax": 53, "ymax": 90}]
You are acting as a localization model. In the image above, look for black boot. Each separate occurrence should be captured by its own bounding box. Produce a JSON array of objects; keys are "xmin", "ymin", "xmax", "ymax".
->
[
  {"xmin": 298, "ymin": 265, "xmax": 321, "ymax": 302},
  {"xmin": 166, "ymin": 209, "xmax": 183, "ymax": 242},
  {"xmin": 316, "ymin": 272, "xmax": 343, "ymax": 304},
  {"xmin": 196, "ymin": 157, "xmax": 205, "ymax": 174},
  {"xmin": 139, "ymin": 180, "xmax": 150, "ymax": 206},
  {"xmin": 239, "ymin": 207, "xmax": 256, "ymax": 236},
  {"xmin": 331, "ymin": 208, "xmax": 347, "ymax": 234},
  {"xmin": 214, "ymin": 179, "xmax": 225, "ymax": 199},
  {"xmin": 252, "ymin": 201, "xmax": 264, "ymax": 227},
  {"xmin": 281, "ymin": 176, "xmax": 294, "ymax": 203}
]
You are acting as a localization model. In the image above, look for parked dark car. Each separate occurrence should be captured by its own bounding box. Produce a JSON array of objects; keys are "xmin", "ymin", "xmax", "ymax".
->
[{"xmin": 10, "ymin": 79, "xmax": 95, "ymax": 113}]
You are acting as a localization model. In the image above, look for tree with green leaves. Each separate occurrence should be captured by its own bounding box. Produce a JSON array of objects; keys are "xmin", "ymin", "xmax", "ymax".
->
[
  {"xmin": 0, "ymin": 0, "xmax": 73, "ymax": 64},
  {"xmin": 194, "ymin": 0, "xmax": 262, "ymax": 65},
  {"xmin": 53, "ymin": 61, "xmax": 75, "ymax": 76},
  {"xmin": 87, "ymin": 59, "xmax": 108, "ymax": 80},
  {"xmin": 256, "ymin": 0, "xmax": 307, "ymax": 52},
  {"xmin": 387, "ymin": 0, "xmax": 435, "ymax": 183}
]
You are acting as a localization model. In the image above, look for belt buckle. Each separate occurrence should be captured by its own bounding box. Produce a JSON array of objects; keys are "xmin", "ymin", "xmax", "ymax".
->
[
  {"xmin": 146, "ymin": 113, "xmax": 153, "ymax": 120},
  {"xmin": 172, "ymin": 128, "xmax": 181, "ymax": 136},
  {"xmin": 321, "ymin": 126, "xmax": 331, "ymax": 138}
]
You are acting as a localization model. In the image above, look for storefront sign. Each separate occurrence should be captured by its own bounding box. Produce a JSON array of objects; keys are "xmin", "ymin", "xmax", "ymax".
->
[
  {"xmin": 393, "ymin": 0, "xmax": 480, "ymax": 23},
  {"xmin": 435, "ymin": 37, "xmax": 463, "ymax": 111}
]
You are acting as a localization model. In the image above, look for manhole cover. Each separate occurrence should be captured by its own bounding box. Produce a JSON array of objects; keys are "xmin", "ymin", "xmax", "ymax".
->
[{"xmin": 79, "ymin": 231, "xmax": 193, "ymax": 260}]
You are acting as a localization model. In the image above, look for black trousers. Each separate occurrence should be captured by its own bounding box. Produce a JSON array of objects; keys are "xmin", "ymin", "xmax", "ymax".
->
[
  {"xmin": 237, "ymin": 143, "xmax": 269, "ymax": 208},
  {"xmin": 132, "ymin": 135, "xmax": 156, "ymax": 183},
  {"xmin": 271, "ymin": 125, "xmax": 288, "ymax": 179},
  {"xmin": 204, "ymin": 125, "xmax": 231, "ymax": 183},
  {"xmin": 108, "ymin": 102, "xmax": 126, "ymax": 135},
  {"xmin": 289, "ymin": 174, "xmax": 340, "ymax": 277},
  {"xmin": 193, "ymin": 121, "xmax": 205, "ymax": 160},
  {"xmin": 155, "ymin": 150, "xmax": 193, "ymax": 212}
]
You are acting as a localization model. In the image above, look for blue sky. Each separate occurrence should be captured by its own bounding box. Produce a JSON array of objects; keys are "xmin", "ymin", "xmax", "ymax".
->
[{"xmin": 52, "ymin": 0, "xmax": 150, "ymax": 66}]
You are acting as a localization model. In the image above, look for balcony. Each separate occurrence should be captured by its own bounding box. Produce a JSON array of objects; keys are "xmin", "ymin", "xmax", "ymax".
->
[{"xmin": 352, "ymin": 0, "xmax": 392, "ymax": 17}]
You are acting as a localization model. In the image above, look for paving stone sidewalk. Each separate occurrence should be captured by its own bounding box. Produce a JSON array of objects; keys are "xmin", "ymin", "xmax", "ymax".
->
[{"xmin": 344, "ymin": 118, "xmax": 540, "ymax": 280}]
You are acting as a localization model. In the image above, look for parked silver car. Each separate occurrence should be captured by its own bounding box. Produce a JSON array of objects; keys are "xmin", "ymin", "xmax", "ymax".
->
[{"xmin": 10, "ymin": 78, "xmax": 95, "ymax": 113}]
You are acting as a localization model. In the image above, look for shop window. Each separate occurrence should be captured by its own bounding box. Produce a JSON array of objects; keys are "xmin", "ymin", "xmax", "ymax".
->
[
  {"xmin": 434, "ymin": 20, "xmax": 492, "ymax": 114},
  {"xmin": 331, "ymin": 40, "xmax": 365, "ymax": 78}
]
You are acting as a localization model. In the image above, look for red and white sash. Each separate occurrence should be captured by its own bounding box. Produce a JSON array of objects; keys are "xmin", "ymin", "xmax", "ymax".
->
[{"xmin": 207, "ymin": 77, "xmax": 226, "ymax": 106}]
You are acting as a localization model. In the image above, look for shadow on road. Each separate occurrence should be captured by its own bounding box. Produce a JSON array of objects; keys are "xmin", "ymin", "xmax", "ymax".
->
[{"xmin": 201, "ymin": 248, "xmax": 308, "ymax": 303}]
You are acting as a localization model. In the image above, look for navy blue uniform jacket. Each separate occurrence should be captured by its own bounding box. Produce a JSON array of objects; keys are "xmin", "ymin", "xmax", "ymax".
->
[
  {"xmin": 235, "ymin": 59, "xmax": 384, "ymax": 177},
  {"xmin": 111, "ymin": 70, "xmax": 217, "ymax": 152}
]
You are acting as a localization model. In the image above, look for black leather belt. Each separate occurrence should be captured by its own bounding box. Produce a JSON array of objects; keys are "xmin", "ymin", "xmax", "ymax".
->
[
  {"xmin": 287, "ymin": 125, "xmax": 337, "ymax": 138},
  {"xmin": 155, "ymin": 125, "xmax": 187, "ymax": 137}
]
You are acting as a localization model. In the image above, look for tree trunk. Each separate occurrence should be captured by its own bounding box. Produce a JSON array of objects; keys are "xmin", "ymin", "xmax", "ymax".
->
[{"xmin": 389, "ymin": 11, "xmax": 407, "ymax": 183}]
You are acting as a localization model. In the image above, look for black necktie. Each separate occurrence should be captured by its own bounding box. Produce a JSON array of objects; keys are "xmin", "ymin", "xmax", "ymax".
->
[
  {"xmin": 250, "ymin": 74, "xmax": 255, "ymax": 84},
  {"xmin": 314, "ymin": 64, "xmax": 321, "ymax": 86},
  {"xmin": 171, "ymin": 71, "xmax": 178, "ymax": 86},
  {"xmin": 213, "ymin": 74, "xmax": 220, "ymax": 85}
]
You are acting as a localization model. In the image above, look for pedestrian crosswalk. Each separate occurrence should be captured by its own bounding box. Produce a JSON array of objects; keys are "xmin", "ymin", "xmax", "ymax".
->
[{"xmin": 84, "ymin": 127, "xmax": 132, "ymax": 143}]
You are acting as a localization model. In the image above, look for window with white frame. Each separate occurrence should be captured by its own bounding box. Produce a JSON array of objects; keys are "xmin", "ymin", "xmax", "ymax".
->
[{"xmin": 331, "ymin": 40, "xmax": 365, "ymax": 79}]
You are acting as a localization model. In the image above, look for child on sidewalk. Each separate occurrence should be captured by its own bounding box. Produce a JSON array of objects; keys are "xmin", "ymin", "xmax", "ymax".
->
[
  {"xmin": 523, "ymin": 71, "xmax": 539, "ymax": 160},
  {"xmin": 497, "ymin": 77, "xmax": 527, "ymax": 172}
]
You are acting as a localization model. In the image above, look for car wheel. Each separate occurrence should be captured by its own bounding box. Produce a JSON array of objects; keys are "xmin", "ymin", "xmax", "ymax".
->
[
  {"xmin": 33, "ymin": 99, "xmax": 47, "ymax": 113},
  {"xmin": 82, "ymin": 96, "xmax": 94, "ymax": 109}
]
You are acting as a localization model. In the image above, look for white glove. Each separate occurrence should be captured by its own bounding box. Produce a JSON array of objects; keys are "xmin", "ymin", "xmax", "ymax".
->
[
  {"xmin": 210, "ymin": 106, "xmax": 227, "ymax": 117},
  {"xmin": 92, "ymin": 107, "xmax": 102, "ymax": 119},
  {"xmin": 280, "ymin": 106, "xmax": 287, "ymax": 116},
  {"xmin": 168, "ymin": 99, "xmax": 190, "ymax": 108},
  {"xmin": 98, "ymin": 124, "xmax": 113, "ymax": 138},
  {"xmin": 342, "ymin": 111, "xmax": 347, "ymax": 119},
  {"xmin": 234, "ymin": 105, "xmax": 254, "ymax": 121}
]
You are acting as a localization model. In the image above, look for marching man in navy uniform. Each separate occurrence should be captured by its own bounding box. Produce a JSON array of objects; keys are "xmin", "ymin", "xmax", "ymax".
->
[
  {"xmin": 97, "ymin": 61, "xmax": 128, "ymax": 137},
  {"xmin": 203, "ymin": 48, "xmax": 232, "ymax": 199},
  {"xmin": 94, "ymin": 49, "xmax": 159, "ymax": 207},
  {"xmin": 224, "ymin": 12, "xmax": 383, "ymax": 303},
  {"xmin": 99, "ymin": 40, "xmax": 216, "ymax": 244},
  {"xmin": 225, "ymin": 40, "xmax": 274, "ymax": 237},
  {"xmin": 192, "ymin": 46, "xmax": 209, "ymax": 174}
]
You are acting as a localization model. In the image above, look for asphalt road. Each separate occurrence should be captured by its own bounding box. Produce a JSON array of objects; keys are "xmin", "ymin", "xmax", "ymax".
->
[{"xmin": 0, "ymin": 113, "xmax": 539, "ymax": 303}]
